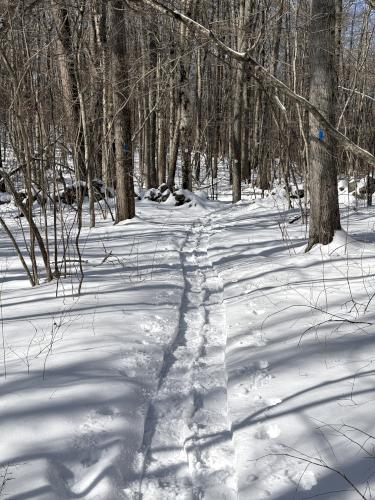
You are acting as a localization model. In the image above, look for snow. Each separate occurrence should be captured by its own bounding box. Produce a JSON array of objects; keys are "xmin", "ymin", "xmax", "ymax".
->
[
  {"xmin": 308, "ymin": 229, "xmax": 359, "ymax": 255},
  {"xmin": 0, "ymin": 193, "xmax": 12, "ymax": 204},
  {"xmin": 1, "ymin": 191, "xmax": 375, "ymax": 499}
]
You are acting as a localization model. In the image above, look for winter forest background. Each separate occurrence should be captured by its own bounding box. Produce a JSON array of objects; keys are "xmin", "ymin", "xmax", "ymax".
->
[{"xmin": 1, "ymin": 1, "xmax": 375, "ymax": 499}]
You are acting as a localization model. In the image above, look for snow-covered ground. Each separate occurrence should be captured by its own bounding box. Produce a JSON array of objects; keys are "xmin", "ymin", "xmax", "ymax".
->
[{"xmin": 1, "ymin": 192, "xmax": 375, "ymax": 499}]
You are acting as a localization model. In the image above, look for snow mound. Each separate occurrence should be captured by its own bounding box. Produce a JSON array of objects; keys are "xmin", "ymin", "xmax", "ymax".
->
[
  {"xmin": 173, "ymin": 189, "xmax": 221, "ymax": 211},
  {"xmin": 139, "ymin": 186, "xmax": 221, "ymax": 211},
  {"xmin": 309, "ymin": 229, "xmax": 360, "ymax": 256}
]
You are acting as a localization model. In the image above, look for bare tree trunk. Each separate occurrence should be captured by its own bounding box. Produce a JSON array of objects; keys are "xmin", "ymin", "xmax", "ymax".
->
[
  {"xmin": 193, "ymin": 47, "xmax": 202, "ymax": 184},
  {"xmin": 156, "ymin": 52, "xmax": 167, "ymax": 185},
  {"xmin": 180, "ymin": 58, "xmax": 192, "ymax": 190},
  {"xmin": 232, "ymin": 59, "xmax": 243, "ymax": 201},
  {"xmin": 307, "ymin": 0, "xmax": 341, "ymax": 250},
  {"xmin": 179, "ymin": 0, "xmax": 194, "ymax": 191},
  {"xmin": 167, "ymin": 43, "xmax": 179, "ymax": 189},
  {"xmin": 157, "ymin": 122, "xmax": 167, "ymax": 185},
  {"xmin": 167, "ymin": 109, "xmax": 181, "ymax": 189},
  {"xmin": 111, "ymin": 1, "xmax": 135, "ymax": 222},
  {"xmin": 94, "ymin": 1, "xmax": 112, "ymax": 188},
  {"xmin": 149, "ymin": 31, "xmax": 158, "ymax": 187}
]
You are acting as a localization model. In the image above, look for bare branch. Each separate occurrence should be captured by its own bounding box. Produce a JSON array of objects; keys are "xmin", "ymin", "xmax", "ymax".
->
[
  {"xmin": 131, "ymin": 0, "xmax": 375, "ymax": 168},
  {"xmin": 339, "ymin": 86, "xmax": 375, "ymax": 103}
]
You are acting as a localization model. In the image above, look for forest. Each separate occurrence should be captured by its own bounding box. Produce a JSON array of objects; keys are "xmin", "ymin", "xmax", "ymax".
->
[{"xmin": 1, "ymin": 1, "xmax": 375, "ymax": 499}]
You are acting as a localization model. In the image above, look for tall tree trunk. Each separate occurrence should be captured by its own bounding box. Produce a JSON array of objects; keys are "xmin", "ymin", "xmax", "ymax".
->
[
  {"xmin": 232, "ymin": 59, "xmax": 243, "ymax": 201},
  {"xmin": 180, "ymin": 59, "xmax": 192, "ymax": 190},
  {"xmin": 179, "ymin": 0, "xmax": 194, "ymax": 191},
  {"xmin": 111, "ymin": 1, "xmax": 135, "ymax": 222},
  {"xmin": 51, "ymin": 3, "xmax": 85, "ymax": 179},
  {"xmin": 307, "ymin": 0, "xmax": 341, "ymax": 250},
  {"xmin": 148, "ymin": 31, "xmax": 158, "ymax": 187}
]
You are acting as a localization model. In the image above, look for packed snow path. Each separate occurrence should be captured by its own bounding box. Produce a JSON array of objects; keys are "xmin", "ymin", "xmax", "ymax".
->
[
  {"xmin": 2, "ymin": 198, "xmax": 375, "ymax": 500},
  {"xmin": 139, "ymin": 217, "xmax": 238, "ymax": 499}
]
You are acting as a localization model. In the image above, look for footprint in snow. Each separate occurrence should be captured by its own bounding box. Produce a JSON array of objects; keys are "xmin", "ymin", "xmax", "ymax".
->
[
  {"xmin": 255, "ymin": 423, "xmax": 281, "ymax": 440},
  {"xmin": 265, "ymin": 397, "xmax": 282, "ymax": 407},
  {"xmin": 250, "ymin": 309, "xmax": 265, "ymax": 316},
  {"xmin": 238, "ymin": 331, "xmax": 266, "ymax": 348},
  {"xmin": 96, "ymin": 406, "xmax": 115, "ymax": 417}
]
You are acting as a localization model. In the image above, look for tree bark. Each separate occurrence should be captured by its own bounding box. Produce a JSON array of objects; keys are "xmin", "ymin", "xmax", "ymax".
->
[
  {"xmin": 306, "ymin": 0, "xmax": 341, "ymax": 250},
  {"xmin": 111, "ymin": 1, "xmax": 135, "ymax": 222}
]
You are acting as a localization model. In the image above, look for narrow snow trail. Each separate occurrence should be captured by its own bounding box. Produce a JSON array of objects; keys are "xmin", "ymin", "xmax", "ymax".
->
[{"xmin": 139, "ymin": 216, "xmax": 238, "ymax": 500}]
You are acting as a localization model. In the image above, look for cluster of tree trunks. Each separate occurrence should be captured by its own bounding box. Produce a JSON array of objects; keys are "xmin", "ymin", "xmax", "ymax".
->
[{"xmin": 0, "ymin": 0, "xmax": 374, "ymax": 285}]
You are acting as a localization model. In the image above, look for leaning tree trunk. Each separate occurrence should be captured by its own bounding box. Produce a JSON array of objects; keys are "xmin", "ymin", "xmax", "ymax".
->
[{"xmin": 307, "ymin": 0, "xmax": 341, "ymax": 251}]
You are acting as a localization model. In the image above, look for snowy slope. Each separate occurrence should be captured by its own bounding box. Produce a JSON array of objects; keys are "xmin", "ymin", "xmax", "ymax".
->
[
  {"xmin": 1, "ymin": 197, "xmax": 375, "ymax": 499},
  {"xmin": 210, "ymin": 201, "xmax": 375, "ymax": 500}
]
